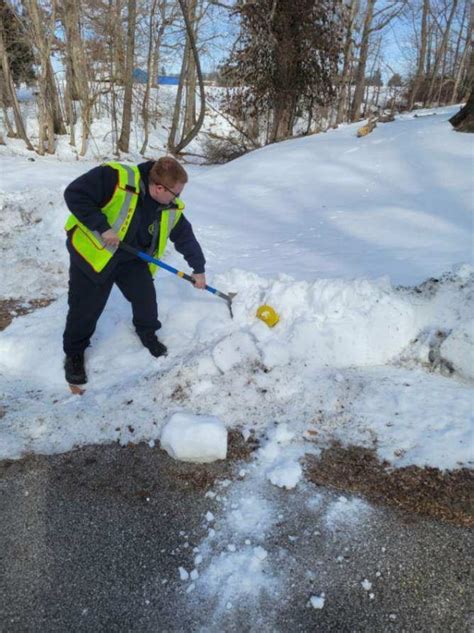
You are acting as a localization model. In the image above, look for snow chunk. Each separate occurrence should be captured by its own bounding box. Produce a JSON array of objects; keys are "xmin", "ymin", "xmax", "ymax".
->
[
  {"xmin": 267, "ymin": 459, "xmax": 302, "ymax": 489},
  {"xmin": 178, "ymin": 567, "xmax": 189, "ymax": 581},
  {"xmin": 361, "ymin": 579, "xmax": 372, "ymax": 591},
  {"xmin": 309, "ymin": 595, "xmax": 325, "ymax": 609},
  {"xmin": 160, "ymin": 412, "xmax": 227, "ymax": 463}
]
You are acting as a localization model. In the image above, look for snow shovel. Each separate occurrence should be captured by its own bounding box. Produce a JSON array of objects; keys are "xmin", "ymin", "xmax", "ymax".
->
[
  {"xmin": 119, "ymin": 243, "xmax": 279, "ymax": 326},
  {"xmin": 119, "ymin": 243, "xmax": 237, "ymax": 317}
]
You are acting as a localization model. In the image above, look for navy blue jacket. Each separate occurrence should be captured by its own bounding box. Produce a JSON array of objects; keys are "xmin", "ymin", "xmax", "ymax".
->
[{"xmin": 64, "ymin": 161, "xmax": 205, "ymax": 283}]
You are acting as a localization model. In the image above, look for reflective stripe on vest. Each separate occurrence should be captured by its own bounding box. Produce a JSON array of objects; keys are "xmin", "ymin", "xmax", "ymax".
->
[
  {"xmin": 148, "ymin": 207, "xmax": 182, "ymax": 276},
  {"xmin": 92, "ymin": 163, "xmax": 138, "ymax": 254},
  {"xmin": 158, "ymin": 208, "xmax": 178, "ymax": 256}
]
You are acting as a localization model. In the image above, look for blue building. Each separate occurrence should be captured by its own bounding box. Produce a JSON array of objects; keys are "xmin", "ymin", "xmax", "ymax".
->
[
  {"xmin": 133, "ymin": 69, "xmax": 179, "ymax": 85},
  {"xmin": 158, "ymin": 75, "xmax": 179, "ymax": 85}
]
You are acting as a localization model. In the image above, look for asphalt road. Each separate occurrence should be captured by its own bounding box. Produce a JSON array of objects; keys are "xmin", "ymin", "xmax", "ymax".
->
[{"xmin": 0, "ymin": 442, "xmax": 472, "ymax": 632}]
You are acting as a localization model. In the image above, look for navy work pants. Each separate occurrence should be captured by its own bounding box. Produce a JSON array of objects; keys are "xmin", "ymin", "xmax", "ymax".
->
[{"xmin": 63, "ymin": 258, "xmax": 161, "ymax": 355}]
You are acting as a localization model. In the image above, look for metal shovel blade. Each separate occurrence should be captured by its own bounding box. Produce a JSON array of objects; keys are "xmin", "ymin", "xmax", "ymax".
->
[{"xmin": 226, "ymin": 292, "xmax": 237, "ymax": 318}]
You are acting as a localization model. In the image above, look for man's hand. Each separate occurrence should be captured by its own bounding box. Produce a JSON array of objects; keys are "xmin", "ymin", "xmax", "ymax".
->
[
  {"xmin": 101, "ymin": 229, "xmax": 120, "ymax": 248},
  {"xmin": 192, "ymin": 273, "xmax": 206, "ymax": 289}
]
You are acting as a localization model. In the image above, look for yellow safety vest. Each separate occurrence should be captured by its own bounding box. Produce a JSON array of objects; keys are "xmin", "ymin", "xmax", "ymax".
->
[{"xmin": 64, "ymin": 161, "xmax": 184, "ymax": 276}]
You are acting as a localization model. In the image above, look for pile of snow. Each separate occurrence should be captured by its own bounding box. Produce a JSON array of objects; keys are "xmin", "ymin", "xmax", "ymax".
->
[{"xmin": 160, "ymin": 412, "xmax": 227, "ymax": 463}]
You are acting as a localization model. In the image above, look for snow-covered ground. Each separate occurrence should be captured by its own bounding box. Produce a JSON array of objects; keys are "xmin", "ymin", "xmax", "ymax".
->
[{"xmin": 0, "ymin": 105, "xmax": 472, "ymax": 475}]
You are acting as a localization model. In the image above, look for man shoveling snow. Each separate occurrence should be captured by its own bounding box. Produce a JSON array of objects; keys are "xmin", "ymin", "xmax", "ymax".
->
[{"xmin": 62, "ymin": 156, "xmax": 206, "ymax": 391}]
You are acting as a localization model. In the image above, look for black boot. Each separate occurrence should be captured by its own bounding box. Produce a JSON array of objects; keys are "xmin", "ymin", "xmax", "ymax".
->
[
  {"xmin": 140, "ymin": 333, "xmax": 168, "ymax": 358},
  {"xmin": 64, "ymin": 352, "xmax": 87, "ymax": 385}
]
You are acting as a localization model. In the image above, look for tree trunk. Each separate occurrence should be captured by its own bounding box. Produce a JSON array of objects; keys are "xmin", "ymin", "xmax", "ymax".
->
[
  {"xmin": 182, "ymin": 0, "xmax": 198, "ymax": 135},
  {"xmin": 64, "ymin": 70, "xmax": 76, "ymax": 146},
  {"xmin": 23, "ymin": 0, "xmax": 65, "ymax": 152},
  {"xmin": 271, "ymin": 93, "xmax": 297, "ymax": 141},
  {"xmin": 409, "ymin": 0, "xmax": 430, "ymax": 110},
  {"xmin": 426, "ymin": 0, "xmax": 459, "ymax": 105},
  {"xmin": 167, "ymin": 41, "xmax": 188, "ymax": 151},
  {"xmin": 141, "ymin": 0, "xmax": 167, "ymax": 154},
  {"xmin": 169, "ymin": 0, "xmax": 206, "ymax": 155},
  {"xmin": 449, "ymin": 87, "xmax": 474, "ymax": 132},
  {"xmin": 0, "ymin": 20, "xmax": 34, "ymax": 149},
  {"xmin": 351, "ymin": 0, "xmax": 375, "ymax": 121},
  {"xmin": 451, "ymin": 37, "xmax": 470, "ymax": 103},
  {"xmin": 0, "ymin": 71, "xmax": 17, "ymax": 138},
  {"xmin": 45, "ymin": 59, "xmax": 66, "ymax": 134},
  {"xmin": 336, "ymin": 0, "xmax": 358, "ymax": 125},
  {"xmin": 450, "ymin": 0, "xmax": 469, "ymax": 75},
  {"xmin": 60, "ymin": 0, "xmax": 92, "ymax": 151},
  {"xmin": 0, "ymin": 75, "xmax": 15, "ymax": 138},
  {"xmin": 270, "ymin": 5, "xmax": 299, "ymax": 141},
  {"xmin": 140, "ymin": 0, "xmax": 158, "ymax": 155},
  {"xmin": 113, "ymin": 0, "xmax": 127, "ymax": 85},
  {"xmin": 118, "ymin": 0, "xmax": 137, "ymax": 153},
  {"xmin": 183, "ymin": 48, "xmax": 197, "ymax": 132},
  {"xmin": 375, "ymin": 82, "xmax": 381, "ymax": 108}
]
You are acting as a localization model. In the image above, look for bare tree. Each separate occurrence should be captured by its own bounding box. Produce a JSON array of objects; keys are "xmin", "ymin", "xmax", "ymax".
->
[
  {"xmin": 140, "ymin": 0, "xmax": 168, "ymax": 155},
  {"xmin": 447, "ymin": 0, "xmax": 471, "ymax": 103},
  {"xmin": 351, "ymin": 0, "xmax": 405, "ymax": 121},
  {"xmin": 22, "ymin": 0, "xmax": 66, "ymax": 153},
  {"xmin": 426, "ymin": 0, "xmax": 459, "ymax": 105},
  {"xmin": 450, "ymin": 28, "xmax": 471, "ymax": 103},
  {"xmin": 60, "ymin": 0, "xmax": 94, "ymax": 154},
  {"xmin": 0, "ymin": 16, "xmax": 33, "ymax": 149},
  {"xmin": 168, "ymin": 0, "xmax": 206, "ymax": 154},
  {"xmin": 408, "ymin": 0, "xmax": 430, "ymax": 109},
  {"xmin": 182, "ymin": 0, "xmax": 199, "ymax": 134},
  {"xmin": 336, "ymin": 0, "xmax": 359, "ymax": 125},
  {"xmin": 118, "ymin": 0, "xmax": 137, "ymax": 152}
]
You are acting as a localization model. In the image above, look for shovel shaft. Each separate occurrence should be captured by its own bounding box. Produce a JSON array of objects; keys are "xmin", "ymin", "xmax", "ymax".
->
[{"xmin": 119, "ymin": 242, "xmax": 234, "ymax": 303}]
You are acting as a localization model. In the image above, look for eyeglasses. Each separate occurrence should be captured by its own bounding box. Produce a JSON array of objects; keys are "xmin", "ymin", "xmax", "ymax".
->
[{"xmin": 154, "ymin": 182, "xmax": 180, "ymax": 199}]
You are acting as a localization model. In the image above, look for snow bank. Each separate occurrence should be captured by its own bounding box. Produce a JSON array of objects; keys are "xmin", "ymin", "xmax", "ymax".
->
[{"xmin": 0, "ymin": 267, "xmax": 472, "ymax": 468}]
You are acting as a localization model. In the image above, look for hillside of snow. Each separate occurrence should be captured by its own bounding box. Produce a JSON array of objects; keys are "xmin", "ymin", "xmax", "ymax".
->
[{"xmin": 0, "ymin": 106, "xmax": 472, "ymax": 472}]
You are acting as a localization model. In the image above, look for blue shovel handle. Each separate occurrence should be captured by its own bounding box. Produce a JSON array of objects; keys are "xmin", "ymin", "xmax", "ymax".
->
[{"xmin": 119, "ymin": 242, "xmax": 236, "ymax": 316}]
